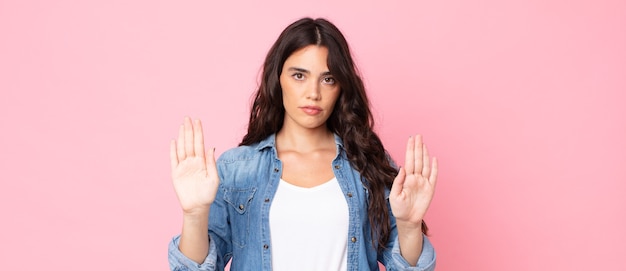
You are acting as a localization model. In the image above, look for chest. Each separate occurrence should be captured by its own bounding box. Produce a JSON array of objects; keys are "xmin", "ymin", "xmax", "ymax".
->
[{"xmin": 278, "ymin": 149, "xmax": 336, "ymax": 188}]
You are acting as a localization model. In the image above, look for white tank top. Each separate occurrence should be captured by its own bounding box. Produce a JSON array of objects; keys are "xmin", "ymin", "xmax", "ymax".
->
[{"xmin": 269, "ymin": 177, "xmax": 349, "ymax": 271}]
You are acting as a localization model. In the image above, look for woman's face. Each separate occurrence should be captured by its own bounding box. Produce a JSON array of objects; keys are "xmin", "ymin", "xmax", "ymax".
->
[{"xmin": 279, "ymin": 45, "xmax": 340, "ymax": 132}]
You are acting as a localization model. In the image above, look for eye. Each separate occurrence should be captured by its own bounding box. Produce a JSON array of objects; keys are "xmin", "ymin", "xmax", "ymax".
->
[
  {"xmin": 322, "ymin": 76, "xmax": 336, "ymax": 85},
  {"xmin": 292, "ymin": 73, "xmax": 305, "ymax": 80}
]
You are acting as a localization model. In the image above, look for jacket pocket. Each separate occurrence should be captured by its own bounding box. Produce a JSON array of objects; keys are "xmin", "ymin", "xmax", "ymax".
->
[{"xmin": 223, "ymin": 187, "xmax": 256, "ymax": 247}]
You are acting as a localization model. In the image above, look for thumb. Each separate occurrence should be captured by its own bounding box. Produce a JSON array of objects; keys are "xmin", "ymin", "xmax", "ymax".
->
[
  {"xmin": 206, "ymin": 147, "xmax": 217, "ymax": 174},
  {"xmin": 390, "ymin": 166, "xmax": 406, "ymax": 197}
]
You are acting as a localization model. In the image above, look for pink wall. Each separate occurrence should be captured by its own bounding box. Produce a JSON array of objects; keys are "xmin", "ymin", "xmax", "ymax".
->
[{"xmin": 1, "ymin": 0, "xmax": 625, "ymax": 270}]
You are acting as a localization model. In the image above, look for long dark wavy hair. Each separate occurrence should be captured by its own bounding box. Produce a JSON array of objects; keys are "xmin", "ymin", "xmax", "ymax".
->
[{"xmin": 240, "ymin": 17, "xmax": 428, "ymax": 251}]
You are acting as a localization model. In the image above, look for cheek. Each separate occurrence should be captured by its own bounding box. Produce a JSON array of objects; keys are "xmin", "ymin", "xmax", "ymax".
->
[
  {"xmin": 328, "ymin": 88, "xmax": 341, "ymax": 103},
  {"xmin": 278, "ymin": 75, "xmax": 287, "ymax": 91},
  {"xmin": 279, "ymin": 76, "xmax": 297, "ymax": 93}
]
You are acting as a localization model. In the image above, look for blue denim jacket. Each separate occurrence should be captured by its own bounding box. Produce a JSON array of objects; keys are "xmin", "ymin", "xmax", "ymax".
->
[{"xmin": 168, "ymin": 134, "xmax": 436, "ymax": 271}]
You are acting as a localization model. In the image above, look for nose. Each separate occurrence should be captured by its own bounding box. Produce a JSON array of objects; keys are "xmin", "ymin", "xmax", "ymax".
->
[{"xmin": 306, "ymin": 81, "xmax": 321, "ymax": 101}]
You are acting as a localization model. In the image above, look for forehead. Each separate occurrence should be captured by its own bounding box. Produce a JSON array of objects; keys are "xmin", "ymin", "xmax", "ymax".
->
[{"xmin": 283, "ymin": 45, "xmax": 329, "ymax": 70}]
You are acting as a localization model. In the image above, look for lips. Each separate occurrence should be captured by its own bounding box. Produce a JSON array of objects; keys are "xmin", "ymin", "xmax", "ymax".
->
[{"xmin": 300, "ymin": 105, "xmax": 322, "ymax": 115}]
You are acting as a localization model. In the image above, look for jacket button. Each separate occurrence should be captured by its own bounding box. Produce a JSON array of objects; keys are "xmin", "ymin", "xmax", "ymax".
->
[
  {"xmin": 351, "ymin": 237, "xmax": 357, "ymax": 243},
  {"xmin": 264, "ymin": 198, "xmax": 270, "ymax": 202},
  {"xmin": 238, "ymin": 204, "xmax": 244, "ymax": 210},
  {"xmin": 347, "ymin": 193, "xmax": 353, "ymax": 198},
  {"xmin": 274, "ymin": 168, "xmax": 279, "ymax": 172},
  {"xmin": 263, "ymin": 244, "xmax": 269, "ymax": 249},
  {"xmin": 334, "ymin": 165, "xmax": 340, "ymax": 169}
]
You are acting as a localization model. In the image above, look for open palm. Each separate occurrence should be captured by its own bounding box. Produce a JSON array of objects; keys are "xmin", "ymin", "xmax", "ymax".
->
[
  {"xmin": 389, "ymin": 135, "xmax": 438, "ymax": 227},
  {"xmin": 169, "ymin": 117, "xmax": 220, "ymax": 214}
]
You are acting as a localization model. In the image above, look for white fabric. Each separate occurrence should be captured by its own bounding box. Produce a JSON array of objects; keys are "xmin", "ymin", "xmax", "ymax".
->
[{"xmin": 269, "ymin": 177, "xmax": 349, "ymax": 271}]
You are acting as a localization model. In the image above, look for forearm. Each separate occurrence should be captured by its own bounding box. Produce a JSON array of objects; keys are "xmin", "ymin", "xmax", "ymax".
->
[
  {"xmin": 179, "ymin": 208, "xmax": 211, "ymax": 264},
  {"xmin": 396, "ymin": 220, "xmax": 423, "ymax": 266}
]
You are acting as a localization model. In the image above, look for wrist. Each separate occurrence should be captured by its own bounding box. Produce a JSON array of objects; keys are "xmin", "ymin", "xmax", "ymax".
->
[
  {"xmin": 183, "ymin": 207, "xmax": 210, "ymax": 219},
  {"xmin": 396, "ymin": 219, "xmax": 423, "ymax": 237}
]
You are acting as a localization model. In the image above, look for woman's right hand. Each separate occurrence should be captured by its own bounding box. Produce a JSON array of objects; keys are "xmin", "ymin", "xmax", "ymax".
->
[{"xmin": 169, "ymin": 117, "xmax": 220, "ymax": 215}]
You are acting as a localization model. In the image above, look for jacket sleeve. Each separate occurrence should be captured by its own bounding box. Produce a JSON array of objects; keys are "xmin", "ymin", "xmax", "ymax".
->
[
  {"xmin": 379, "ymin": 233, "xmax": 436, "ymax": 271},
  {"xmin": 168, "ymin": 234, "xmax": 218, "ymax": 271}
]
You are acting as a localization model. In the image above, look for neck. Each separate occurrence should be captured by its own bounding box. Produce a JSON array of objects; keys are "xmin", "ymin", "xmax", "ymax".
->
[{"xmin": 276, "ymin": 126, "xmax": 335, "ymax": 153}]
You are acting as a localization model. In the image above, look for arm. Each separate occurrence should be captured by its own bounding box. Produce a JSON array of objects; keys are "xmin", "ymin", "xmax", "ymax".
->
[
  {"xmin": 396, "ymin": 220, "xmax": 425, "ymax": 265},
  {"xmin": 179, "ymin": 209, "xmax": 211, "ymax": 263},
  {"xmin": 389, "ymin": 135, "xmax": 438, "ymax": 265},
  {"xmin": 380, "ymin": 228, "xmax": 436, "ymax": 271},
  {"xmin": 378, "ymin": 196, "xmax": 436, "ymax": 271},
  {"xmin": 169, "ymin": 117, "xmax": 220, "ymax": 265}
]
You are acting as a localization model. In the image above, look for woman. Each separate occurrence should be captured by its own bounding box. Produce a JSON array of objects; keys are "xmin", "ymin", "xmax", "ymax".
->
[{"xmin": 168, "ymin": 17, "xmax": 438, "ymax": 271}]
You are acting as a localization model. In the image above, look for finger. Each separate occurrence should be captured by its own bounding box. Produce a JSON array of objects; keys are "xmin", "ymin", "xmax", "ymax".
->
[
  {"xmin": 422, "ymin": 144, "xmax": 431, "ymax": 179},
  {"xmin": 414, "ymin": 134, "xmax": 424, "ymax": 175},
  {"xmin": 390, "ymin": 166, "xmax": 406, "ymax": 197},
  {"xmin": 177, "ymin": 124, "xmax": 186, "ymax": 160},
  {"xmin": 170, "ymin": 139, "xmax": 179, "ymax": 170},
  {"xmin": 184, "ymin": 116, "xmax": 195, "ymax": 157},
  {"xmin": 430, "ymin": 157, "xmax": 438, "ymax": 186},
  {"xmin": 404, "ymin": 136, "xmax": 415, "ymax": 174},
  {"xmin": 193, "ymin": 119, "xmax": 205, "ymax": 163}
]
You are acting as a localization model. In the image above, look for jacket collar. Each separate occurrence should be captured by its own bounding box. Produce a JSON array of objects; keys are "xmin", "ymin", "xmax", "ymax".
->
[{"xmin": 254, "ymin": 133, "xmax": 345, "ymax": 152}]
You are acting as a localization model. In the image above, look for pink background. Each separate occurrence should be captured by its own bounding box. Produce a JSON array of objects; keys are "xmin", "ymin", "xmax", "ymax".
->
[{"xmin": 1, "ymin": 0, "xmax": 625, "ymax": 270}]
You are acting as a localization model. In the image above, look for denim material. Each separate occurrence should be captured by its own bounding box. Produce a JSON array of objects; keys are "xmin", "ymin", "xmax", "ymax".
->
[{"xmin": 168, "ymin": 134, "xmax": 436, "ymax": 271}]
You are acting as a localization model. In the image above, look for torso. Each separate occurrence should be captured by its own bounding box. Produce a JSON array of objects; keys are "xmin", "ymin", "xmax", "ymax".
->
[
  {"xmin": 269, "ymin": 177, "xmax": 349, "ymax": 271},
  {"xmin": 272, "ymin": 132, "xmax": 348, "ymax": 270},
  {"xmin": 204, "ymin": 134, "xmax": 412, "ymax": 270}
]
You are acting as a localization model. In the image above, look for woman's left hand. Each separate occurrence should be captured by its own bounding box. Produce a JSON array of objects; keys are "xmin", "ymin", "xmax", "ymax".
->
[{"xmin": 389, "ymin": 135, "xmax": 438, "ymax": 228}]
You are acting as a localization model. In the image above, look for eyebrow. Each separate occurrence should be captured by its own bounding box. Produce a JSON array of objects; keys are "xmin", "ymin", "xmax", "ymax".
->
[{"xmin": 286, "ymin": 67, "xmax": 332, "ymax": 76}]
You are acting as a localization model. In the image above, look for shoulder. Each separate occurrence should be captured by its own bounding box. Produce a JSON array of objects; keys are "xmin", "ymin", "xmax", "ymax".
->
[
  {"xmin": 216, "ymin": 135, "xmax": 275, "ymax": 164},
  {"xmin": 218, "ymin": 144, "xmax": 256, "ymax": 161},
  {"xmin": 217, "ymin": 144, "xmax": 261, "ymax": 164},
  {"xmin": 215, "ymin": 139, "xmax": 275, "ymax": 187},
  {"xmin": 217, "ymin": 135, "xmax": 275, "ymax": 164}
]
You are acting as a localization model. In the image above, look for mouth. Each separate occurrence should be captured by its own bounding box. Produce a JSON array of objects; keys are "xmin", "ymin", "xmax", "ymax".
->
[{"xmin": 300, "ymin": 106, "xmax": 322, "ymax": 115}]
